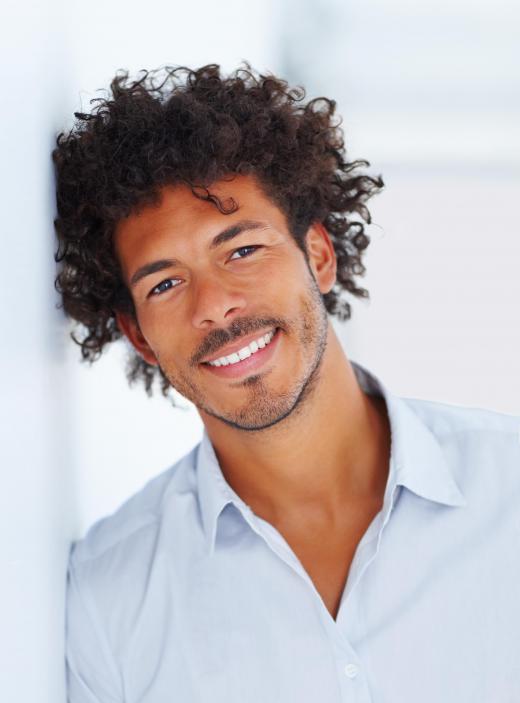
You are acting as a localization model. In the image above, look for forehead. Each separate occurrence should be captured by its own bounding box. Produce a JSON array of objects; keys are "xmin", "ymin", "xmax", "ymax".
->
[{"xmin": 114, "ymin": 174, "xmax": 287, "ymax": 258}]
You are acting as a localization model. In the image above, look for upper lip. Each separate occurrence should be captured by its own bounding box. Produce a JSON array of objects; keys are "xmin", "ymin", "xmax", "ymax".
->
[{"xmin": 200, "ymin": 327, "xmax": 277, "ymax": 364}]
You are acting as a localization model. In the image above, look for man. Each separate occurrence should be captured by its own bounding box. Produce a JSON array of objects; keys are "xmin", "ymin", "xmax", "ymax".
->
[{"xmin": 54, "ymin": 64, "xmax": 520, "ymax": 702}]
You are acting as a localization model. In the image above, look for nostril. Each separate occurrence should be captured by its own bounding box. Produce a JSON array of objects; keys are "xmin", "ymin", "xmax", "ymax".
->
[{"xmin": 225, "ymin": 306, "xmax": 243, "ymax": 317}]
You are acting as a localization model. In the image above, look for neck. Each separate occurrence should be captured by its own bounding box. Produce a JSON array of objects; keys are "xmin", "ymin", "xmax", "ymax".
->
[{"xmin": 199, "ymin": 325, "xmax": 391, "ymax": 528}]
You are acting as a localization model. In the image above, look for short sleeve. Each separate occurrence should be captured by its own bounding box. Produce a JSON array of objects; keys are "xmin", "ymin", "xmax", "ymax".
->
[{"xmin": 66, "ymin": 546, "xmax": 123, "ymax": 703}]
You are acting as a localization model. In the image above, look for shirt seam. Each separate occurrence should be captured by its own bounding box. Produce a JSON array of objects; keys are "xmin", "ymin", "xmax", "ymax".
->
[{"xmin": 73, "ymin": 515, "xmax": 159, "ymax": 566}]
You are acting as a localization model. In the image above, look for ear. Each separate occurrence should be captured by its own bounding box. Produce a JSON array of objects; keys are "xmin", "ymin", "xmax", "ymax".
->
[
  {"xmin": 304, "ymin": 222, "xmax": 337, "ymax": 294},
  {"xmin": 115, "ymin": 311, "xmax": 158, "ymax": 366}
]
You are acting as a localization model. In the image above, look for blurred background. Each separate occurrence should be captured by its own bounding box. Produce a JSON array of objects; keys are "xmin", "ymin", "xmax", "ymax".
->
[{"xmin": 0, "ymin": 0, "xmax": 518, "ymax": 700}]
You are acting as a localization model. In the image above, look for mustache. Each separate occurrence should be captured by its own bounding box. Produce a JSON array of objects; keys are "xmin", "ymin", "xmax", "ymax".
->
[{"xmin": 191, "ymin": 316, "xmax": 286, "ymax": 365}]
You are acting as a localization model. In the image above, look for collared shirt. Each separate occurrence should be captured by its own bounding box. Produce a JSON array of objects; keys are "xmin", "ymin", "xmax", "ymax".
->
[{"xmin": 66, "ymin": 361, "xmax": 520, "ymax": 703}]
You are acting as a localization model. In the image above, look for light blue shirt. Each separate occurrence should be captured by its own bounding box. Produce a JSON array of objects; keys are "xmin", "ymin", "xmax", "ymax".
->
[{"xmin": 66, "ymin": 361, "xmax": 520, "ymax": 702}]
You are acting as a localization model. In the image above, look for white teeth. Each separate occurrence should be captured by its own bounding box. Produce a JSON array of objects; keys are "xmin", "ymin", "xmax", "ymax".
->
[
  {"xmin": 207, "ymin": 329, "xmax": 276, "ymax": 367},
  {"xmin": 238, "ymin": 346, "xmax": 252, "ymax": 360}
]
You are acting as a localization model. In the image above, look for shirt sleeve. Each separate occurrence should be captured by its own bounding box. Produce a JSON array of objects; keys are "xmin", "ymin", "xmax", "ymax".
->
[{"xmin": 66, "ymin": 548, "xmax": 123, "ymax": 703}]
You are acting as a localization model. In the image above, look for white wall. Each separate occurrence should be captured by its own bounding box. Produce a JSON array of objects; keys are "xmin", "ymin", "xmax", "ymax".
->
[
  {"xmin": 0, "ymin": 0, "xmax": 518, "ymax": 700},
  {"xmin": 342, "ymin": 167, "xmax": 520, "ymax": 412},
  {"xmin": 0, "ymin": 2, "xmax": 75, "ymax": 701}
]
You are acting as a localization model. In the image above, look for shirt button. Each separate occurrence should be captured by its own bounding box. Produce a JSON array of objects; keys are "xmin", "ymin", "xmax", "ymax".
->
[{"xmin": 344, "ymin": 663, "xmax": 359, "ymax": 679}]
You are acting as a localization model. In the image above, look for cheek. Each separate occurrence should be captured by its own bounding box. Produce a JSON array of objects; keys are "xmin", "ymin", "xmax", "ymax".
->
[
  {"xmin": 137, "ymin": 300, "xmax": 182, "ymax": 343},
  {"xmin": 135, "ymin": 318, "xmax": 178, "ymax": 367},
  {"xmin": 261, "ymin": 261, "xmax": 307, "ymax": 300}
]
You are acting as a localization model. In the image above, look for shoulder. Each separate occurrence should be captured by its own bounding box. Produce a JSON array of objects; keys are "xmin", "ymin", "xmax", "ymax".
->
[
  {"xmin": 401, "ymin": 395, "xmax": 520, "ymax": 498},
  {"xmin": 71, "ymin": 443, "xmax": 200, "ymax": 568},
  {"xmin": 403, "ymin": 395, "xmax": 520, "ymax": 443},
  {"xmin": 66, "ymin": 443, "xmax": 203, "ymax": 668}
]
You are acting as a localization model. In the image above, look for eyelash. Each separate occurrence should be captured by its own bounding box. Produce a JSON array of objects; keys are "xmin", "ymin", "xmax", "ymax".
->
[
  {"xmin": 148, "ymin": 245, "xmax": 261, "ymax": 297},
  {"xmin": 149, "ymin": 278, "xmax": 181, "ymax": 297},
  {"xmin": 228, "ymin": 245, "xmax": 260, "ymax": 260}
]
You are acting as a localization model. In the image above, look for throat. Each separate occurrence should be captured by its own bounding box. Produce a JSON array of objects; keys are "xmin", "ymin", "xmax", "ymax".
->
[{"xmin": 269, "ymin": 492, "xmax": 386, "ymax": 621}]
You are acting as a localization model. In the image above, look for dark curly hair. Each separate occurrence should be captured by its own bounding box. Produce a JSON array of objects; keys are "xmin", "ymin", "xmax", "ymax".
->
[{"xmin": 53, "ymin": 63, "xmax": 384, "ymax": 396}]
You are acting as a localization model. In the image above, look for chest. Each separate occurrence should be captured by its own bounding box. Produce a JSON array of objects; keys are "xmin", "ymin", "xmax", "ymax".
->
[
  {"xmin": 114, "ymin": 489, "xmax": 520, "ymax": 702},
  {"xmin": 278, "ymin": 499, "xmax": 383, "ymax": 621}
]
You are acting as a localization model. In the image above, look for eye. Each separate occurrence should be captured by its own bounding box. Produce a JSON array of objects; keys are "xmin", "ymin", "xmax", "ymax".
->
[
  {"xmin": 149, "ymin": 278, "xmax": 182, "ymax": 297},
  {"xmin": 229, "ymin": 245, "xmax": 260, "ymax": 261}
]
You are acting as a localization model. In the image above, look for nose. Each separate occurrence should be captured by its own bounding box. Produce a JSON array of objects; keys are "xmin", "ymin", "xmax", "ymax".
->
[{"xmin": 190, "ymin": 274, "xmax": 247, "ymax": 329}]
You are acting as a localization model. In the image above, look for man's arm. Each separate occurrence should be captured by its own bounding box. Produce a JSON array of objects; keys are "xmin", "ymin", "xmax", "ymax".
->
[{"xmin": 66, "ymin": 547, "xmax": 122, "ymax": 703}]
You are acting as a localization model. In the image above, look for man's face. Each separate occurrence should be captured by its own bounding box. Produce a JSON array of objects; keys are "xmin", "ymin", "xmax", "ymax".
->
[{"xmin": 115, "ymin": 175, "xmax": 336, "ymax": 431}]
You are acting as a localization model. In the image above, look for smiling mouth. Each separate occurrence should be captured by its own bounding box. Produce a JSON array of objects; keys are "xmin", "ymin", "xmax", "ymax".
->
[{"xmin": 202, "ymin": 328, "xmax": 277, "ymax": 368}]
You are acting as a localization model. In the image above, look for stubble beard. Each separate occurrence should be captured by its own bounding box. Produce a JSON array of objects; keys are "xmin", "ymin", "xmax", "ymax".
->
[{"xmin": 157, "ymin": 274, "xmax": 329, "ymax": 432}]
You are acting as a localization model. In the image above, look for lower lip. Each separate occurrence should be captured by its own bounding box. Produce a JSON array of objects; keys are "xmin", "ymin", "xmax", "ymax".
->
[{"xmin": 201, "ymin": 329, "xmax": 281, "ymax": 379}]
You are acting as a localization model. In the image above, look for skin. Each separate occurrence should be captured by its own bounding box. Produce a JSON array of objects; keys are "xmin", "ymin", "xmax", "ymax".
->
[{"xmin": 115, "ymin": 174, "xmax": 391, "ymax": 620}]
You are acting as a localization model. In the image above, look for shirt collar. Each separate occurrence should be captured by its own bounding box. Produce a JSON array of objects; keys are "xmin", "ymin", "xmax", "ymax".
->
[
  {"xmin": 196, "ymin": 360, "xmax": 466, "ymax": 555},
  {"xmin": 196, "ymin": 430, "xmax": 247, "ymax": 555},
  {"xmin": 352, "ymin": 361, "xmax": 466, "ymax": 509}
]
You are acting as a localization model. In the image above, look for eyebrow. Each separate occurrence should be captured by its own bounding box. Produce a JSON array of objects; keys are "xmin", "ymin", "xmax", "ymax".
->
[{"xmin": 129, "ymin": 219, "xmax": 267, "ymax": 288}]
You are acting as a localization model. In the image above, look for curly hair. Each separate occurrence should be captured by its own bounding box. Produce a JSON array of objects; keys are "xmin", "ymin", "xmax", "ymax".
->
[{"xmin": 52, "ymin": 63, "xmax": 384, "ymax": 396}]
